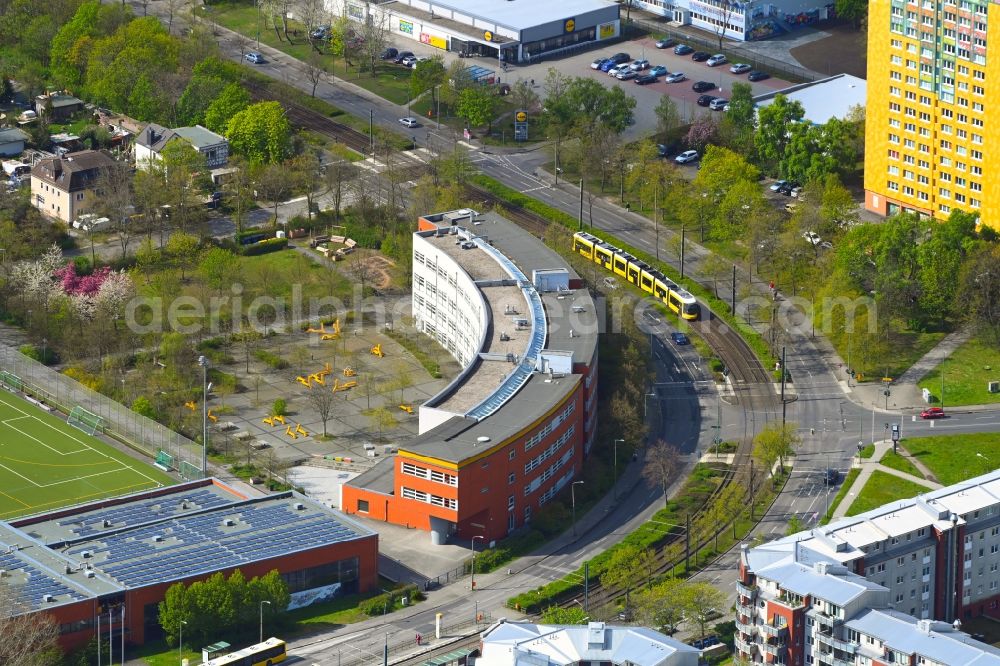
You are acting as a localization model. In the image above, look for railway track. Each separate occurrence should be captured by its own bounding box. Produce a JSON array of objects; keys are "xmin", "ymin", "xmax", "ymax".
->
[{"xmin": 463, "ymin": 182, "xmax": 549, "ymax": 236}]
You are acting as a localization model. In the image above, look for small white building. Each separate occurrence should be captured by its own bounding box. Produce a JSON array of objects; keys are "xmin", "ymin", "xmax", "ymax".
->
[
  {"xmin": 135, "ymin": 123, "xmax": 229, "ymax": 169},
  {"xmin": 0, "ymin": 128, "xmax": 30, "ymax": 157},
  {"xmin": 477, "ymin": 620, "xmax": 701, "ymax": 666},
  {"xmin": 754, "ymin": 73, "xmax": 867, "ymax": 124}
]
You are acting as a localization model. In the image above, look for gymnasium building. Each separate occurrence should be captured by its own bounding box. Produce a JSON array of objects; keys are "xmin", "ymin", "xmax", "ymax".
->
[
  {"xmin": 0, "ymin": 479, "xmax": 377, "ymax": 651},
  {"xmin": 342, "ymin": 210, "xmax": 600, "ymax": 545}
]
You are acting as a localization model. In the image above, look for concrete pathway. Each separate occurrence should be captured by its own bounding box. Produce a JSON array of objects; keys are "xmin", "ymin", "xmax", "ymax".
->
[
  {"xmin": 831, "ymin": 439, "xmax": 940, "ymax": 520},
  {"xmin": 896, "ymin": 328, "xmax": 972, "ymax": 385}
]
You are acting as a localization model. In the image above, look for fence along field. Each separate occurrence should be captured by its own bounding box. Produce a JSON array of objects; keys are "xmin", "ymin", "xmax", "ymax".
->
[{"xmin": 0, "ymin": 387, "xmax": 172, "ymax": 520}]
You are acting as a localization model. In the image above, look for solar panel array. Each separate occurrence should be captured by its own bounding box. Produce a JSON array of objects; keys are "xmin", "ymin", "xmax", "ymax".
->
[
  {"xmin": 65, "ymin": 501, "xmax": 364, "ymax": 588},
  {"xmin": 0, "ymin": 552, "xmax": 83, "ymax": 606},
  {"xmin": 57, "ymin": 489, "xmax": 232, "ymax": 538}
]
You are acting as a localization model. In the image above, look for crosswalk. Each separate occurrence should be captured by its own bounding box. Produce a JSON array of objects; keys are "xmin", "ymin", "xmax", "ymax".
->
[{"xmin": 355, "ymin": 148, "xmax": 436, "ymax": 173}]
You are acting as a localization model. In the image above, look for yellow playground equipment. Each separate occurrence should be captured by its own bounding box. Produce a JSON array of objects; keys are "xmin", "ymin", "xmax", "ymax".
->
[
  {"xmin": 184, "ymin": 401, "xmax": 197, "ymax": 411},
  {"xmin": 343, "ymin": 367, "xmax": 356, "ymax": 377},
  {"xmin": 309, "ymin": 373, "xmax": 326, "ymax": 386},
  {"xmin": 331, "ymin": 378, "xmax": 358, "ymax": 394},
  {"xmin": 296, "ymin": 376, "xmax": 312, "ymax": 388},
  {"xmin": 307, "ymin": 319, "xmax": 342, "ymax": 337},
  {"xmin": 370, "ymin": 343, "xmax": 384, "ymax": 358},
  {"xmin": 285, "ymin": 425, "xmax": 298, "ymax": 440},
  {"xmin": 263, "ymin": 417, "xmax": 275, "ymax": 426},
  {"xmin": 207, "ymin": 410, "xmax": 218, "ymax": 423},
  {"xmin": 399, "ymin": 404, "xmax": 413, "ymax": 414},
  {"xmin": 273, "ymin": 414, "xmax": 286, "ymax": 425},
  {"xmin": 295, "ymin": 423, "xmax": 308, "ymax": 437}
]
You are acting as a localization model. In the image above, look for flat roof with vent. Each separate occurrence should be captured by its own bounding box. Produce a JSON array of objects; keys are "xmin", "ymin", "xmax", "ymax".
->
[{"xmin": 1, "ymin": 479, "xmax": 375, "ymax": 608}]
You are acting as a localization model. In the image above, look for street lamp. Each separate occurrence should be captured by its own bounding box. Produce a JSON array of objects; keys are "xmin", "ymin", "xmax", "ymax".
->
[
  {"xmin": 259, "ymin": 600, "xmax": 271, "ymax": 642},
  {"xmin": 470, "ymin": 535, "xmax": 485, "ymax": 590},
  {"xmin": 179, "ymin": 620, "xmax": 187, "ymax": 665},
  {"xmin": 571, "ymin": 480, "xmax": 585, "ymax": 536},
  {"xmin": 613, "ymin": 439, "xmax": 624, "ymax": 500},
  {"xmin": 198, "ymin": 355, "xmax": 209, "ymax": 477},
  {"xmin": 644, "ymin": 392, "xmax": 657, "ymax": 422}
]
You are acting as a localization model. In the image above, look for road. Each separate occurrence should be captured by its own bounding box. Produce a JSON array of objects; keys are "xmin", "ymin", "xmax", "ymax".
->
[{"xmin": 124, "ymin": 5, "xmax": 1000, "ymax": 661}]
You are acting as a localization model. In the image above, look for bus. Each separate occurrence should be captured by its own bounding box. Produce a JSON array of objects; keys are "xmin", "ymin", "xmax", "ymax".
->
[{"xmin": 203, "ymin": 638, "xmax": 287, "ymax": 666}]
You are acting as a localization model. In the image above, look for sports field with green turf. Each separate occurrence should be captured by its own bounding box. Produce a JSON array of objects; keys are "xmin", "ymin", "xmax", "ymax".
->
[{"xmin": 0, "ymin": 389, "xmax": 174, "ymax": 520}]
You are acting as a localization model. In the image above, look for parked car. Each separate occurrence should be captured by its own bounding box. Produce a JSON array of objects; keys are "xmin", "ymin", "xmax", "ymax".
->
[
  {"xmin": 591, "ymin": 57, "xmax": 610, "ymax": 69},
  {"xmin": 692, "ymin": 80, "xmax": 716, "ymax": 92},
  {"xmin": 310, "ymin": 25, "xmax": 330, "ymax": 39},
  {"xmin": 608, "ymin": 63, "xmax": 630, "ymax": 77},
  {"xmin": 777, "ymin": 181, "xmax": 800, "ymax": 196},
  {"xmin": 244, "ymin": 51, "xmax": 264, "ymax": 64},
  {"xmin": 398, "ymin": 117, "xmax": 420, "ymax": 128},
  {"xmin": 706, "ymin": 53, "xmax": 728, "ymax": 66},
  {"xmin": 823, "ymin": 468, "xmax": 840, "ymax": 485},
  {"xmin": 393, "ymin": 51, "xmax": 414, "ymax": 63},
  {"xmin": 635, "ymin": 73, "xmax": 658, "ymax": 85},
  {"xmin": 709, "ymin": 97, "xmax": 728, "ymax": 110},
  {"xmin": 599, "ymin": 59, "xmax": 619, "ymax": 72},
  {"xmin": 608, "ymin": 52, "xmax": 631, "ymax": 64},
  {"xmin": 664, "ymin": 71, "xmax": 686, "ymax": 83},
  {"xmin": 691, "ymin": 51, "xmax": 711, "ymax": 62},
  {"xmin": 380, "ymin": 47, "xmax": 398, "ymax": 60},
  {"xmin": 674, "ymin": 44, "xmax": 694, "ymax": 55},
  {"xmin": 697, "ymin": 94, "xmax": 717, "ymax": 106},
  {"xmin": 802, "ymin": 231, "xmax": 821, "ymax": 245},
  {"xmin": 400, "ymin": 55, "xmax": 417, "ymax": 66},
  {"xmin": 769, "ymin": 179, "xmax": 789, "ymax": 192},
  {"xmin": 649, "ymin": 65, "xmax": 668, "ymax": 77},
  {"xmin": 671, "ymin": 331, "xmax": 690, "ymax": 345},
  {"xmin": 655, "ymin": 37, "xmax": 677, "ymax": 49},
  {"xmin": 691, "ymin": 636, "xmax": 720, "ymax": 649},
  {"xmin": 748, "ymin": 70, "xmax": 771, "ymax": 81},
  {"xmin": 615, "ymin": 69, "xmax": 636, "ymax": 80},
  {"xmin": 629, "ymin": 58, "xmax": 650, "ymax": 71},
  {"xmin": 675, "ymin": 150, "xmax": 699, "ymax": 164},
  {"xmin": 409, "ymin": 56, "xmax": 429, "ymax": 68},
  {"xmin": 730, "ymin": 62, "xmax": 752, "ymax": 74},
  {"xmin": 921, "ymin": 407, "xmax": 946, "ymax": 419}
]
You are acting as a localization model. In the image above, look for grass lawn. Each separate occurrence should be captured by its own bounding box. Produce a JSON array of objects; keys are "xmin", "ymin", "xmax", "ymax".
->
[
  {"xmin": 859, "ymin": 444, "xmax": 875, "ymax": 459},
  {"xmin": 900, "ymin": 433, "xmax": 1000, "ymax": 486},
  {"xmin": 879, "ymin": 450, "xmax": 923, "ymax": 479},
  {"xmin": 133, "ymin": 642, "xmax": 202, "ymax": 666},
  {"xmin": 0, "ymin": 389, "xmax": 173, "ymax": 520},
  {"xmin": 206, "ymin": 1, "xmax": 414, "ymax": 105},
  {"xmin": 825, "ymin": 326, "xmax": 947, "ymax": 382},
  {"xmin": 821, "ymin": 467, "xmax": 859, "ymax": 524},
  {"xmin": 918, "ymin": 337, "xmax": 1000, "ymax": 407},
  {"xmin": 846, "ymin": 470, "xmax": 932, "ymax": 516}
]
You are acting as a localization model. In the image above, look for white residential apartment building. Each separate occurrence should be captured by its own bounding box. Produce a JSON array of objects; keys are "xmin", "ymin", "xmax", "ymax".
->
[{"xmin": 736, "ymin": 469, "xmax": 1000, "ymax": 665}]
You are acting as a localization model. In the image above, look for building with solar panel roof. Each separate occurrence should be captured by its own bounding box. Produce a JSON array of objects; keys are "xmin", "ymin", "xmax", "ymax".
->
[{"xmin": 0, "ymin": 478, "xmax": 377, "ymax": 650}]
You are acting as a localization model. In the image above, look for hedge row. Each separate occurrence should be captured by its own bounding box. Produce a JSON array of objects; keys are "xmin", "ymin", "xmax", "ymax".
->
[
  {"xmin": 468, "ymin": 175, "xmax": 777, "ymax": 370},
  {"xmin": 358, "ymin": 584, "xmax": 424, "ymax": 616},
  {"xmin": 241, "ymin": 237, "xmax": 288, "ymax": 256}
]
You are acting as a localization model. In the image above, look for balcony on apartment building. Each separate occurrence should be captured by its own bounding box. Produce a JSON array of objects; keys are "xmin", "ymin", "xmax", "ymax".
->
[
  {"xmin": 807, "ymin": 606, "xmax": 842, "ymax": 629},
  {"xmin": 736, "ymin": 580, "xmax": 757, "ymax": 599},
  {"xmin": 759, "ymin": 637, "xmax": 788, "ymax": 658},
  {"xmin": 776, "ymin": 590, "xmax": 806, "ymax": 609},
  {"xmin": 814, "ymin": 629, "xmax": 857, "ymax": 655},
  {"xmin": 758, "ymin": 621, "xmax": 789, "ymax": 640},
  {"xmin": 816, "ymin": 646, "xmax": 858, "ymax": 666},
  {"xmin": 735, "ymin": 614, "xmax": 754, "ymax": 635}
]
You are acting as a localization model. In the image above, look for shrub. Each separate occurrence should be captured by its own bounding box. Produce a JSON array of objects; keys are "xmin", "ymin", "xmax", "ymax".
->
[
  {"xmin": 254, "ymin": 350, "xmax": 289, "ymax": 370},
  {"xmin": 19, "ymin": 343, "xmax": 57, "ymax": 365},
  {"xmin": 241, "ymin": 237, "xmax": 288, "ymax": 256},
  {"xmin": 131, "ymin": 396, "xmax": 157, "ymax": 420},
  {"xmin": 272, "ymin": 398, "xmax": 287, "ymax": 417}
]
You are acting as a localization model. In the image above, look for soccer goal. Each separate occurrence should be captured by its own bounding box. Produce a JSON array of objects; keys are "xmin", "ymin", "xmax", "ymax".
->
[
  {"xmin": 179, "ymin": 460, "xmax": 203, "ymax": 480},
  {"xmin": 67, "ymin": 406, "xmax": 105, "ymax": 436},
  {"xmin": 0, "ymin": 370, "xmax": 23, "ymax": 392}
]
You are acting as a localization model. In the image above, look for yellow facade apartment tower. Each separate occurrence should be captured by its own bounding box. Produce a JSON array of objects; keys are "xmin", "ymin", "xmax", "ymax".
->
[{"xmin": 865, "ymin": 0, "xmax": 995, "ymax": 226}]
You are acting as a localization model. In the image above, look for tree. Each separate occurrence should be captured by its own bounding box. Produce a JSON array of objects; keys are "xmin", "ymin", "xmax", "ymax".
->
[
  {"xmin": 166, "ymin": 232, "xmax": 200, "ymax": 282},
  {"xmin": 642, "ymin": 439, "xmax": 680, "ymax": 508},
  {"xmin": 256, "ymin": 163, "xmax": 293, "ymax": 225},
  {"xmin": 364, "ymin": 405, "xmax": 396, "ymax": 440},
  {"xmin": 158, "ymin": 141, "xmax": 210, "ymax": 235},
  {"xmin": 836, "ymin": 0, "xmax": 868, "ymax": 28},
  {"xmin": 457, "ymin": 85, "xmax": 498, "ymax": 131},
  {"xmin": 681, "ymin": 582, "xmax": 728, "ymax": 640},
  {"xmin": 223, "ymin": 156, "xmax": 256, "ymax": 234},
  {"xmin": 204, "ymin": 82, "xmax": 251, "ymax": 134},
  {"xmin": 177, "ymin": 74, "xmax": 226, "ymax": 126},
  {"xmin": 307, "ymin": 382, "xmax": 339, "ymax": 437},
  {"xmin": 685, "ymin": 115, "xmax": 721, "ymax": 152},
  {"xmin": 198, "ymin": 247, "xmax": 241, "ymax": 294},
  {"xmin": 600, "ymin": 544, "xmax": 641, "ymax": 608},
  {"xmin": 326, "ymin": 15, "xmax": 351, "ymax": 77},
  {"xmin": 440, "ymin": 60, "xmax": 474, "ymax": 110},
  {"xmin": 710, "ymin": 2, "xmax": 737, "ymax": 50},
  {"xmin": 752, "ymin": 422, "xmax": 800, "ymax": 475},
  {"xmin": 654, "ymin": 94, "xmax": 681, "ymax": 138},
  {"xmin": 226, "ymin": 101, "xmax": 291, "ymax": 165},
  {"xmin": 304, "ymin": 50, "xmax": 325, "ymax": 97},
  {"xmin": 636, "ymin": 577, "xmax": 686, "ymax": 634},
  {"xmin": 323, "ymin": 159, "xmax": 358, "ymax": 220},
  {"xmin": 508, "ymin": 78, "xmax": 540, "ymax": 114},
  {"xmin": 95, "ymin": 159, "xmax": 135, "ymax": 259},
  {"xmin": 540, "ymin": 606, "xmax": 588, "ymax": 625},
  {"xmin": 0, "ymin": 582, "xmax": 60, "ymax": 666},
  {"xmin": 359, "ymin": 3, "xmax": 389, "ymax": 79},
  {"xmin": 754, "ymin": 95, "xmax": 804, "ymax": 175},
  {"xmin": 722, "ymin": 82, "xmax": 755, "ymax": 155},
  {"xmin": 410, "ymin": 56, "xmax": 446, "ymax": 110}
]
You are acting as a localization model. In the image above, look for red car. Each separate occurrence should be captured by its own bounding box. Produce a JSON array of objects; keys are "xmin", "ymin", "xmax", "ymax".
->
[{"xmin": 921, "ymin": 407, "xmax": 945, "ymax": 419}]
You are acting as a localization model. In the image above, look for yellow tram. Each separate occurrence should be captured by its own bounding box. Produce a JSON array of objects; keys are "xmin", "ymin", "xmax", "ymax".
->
[{"xmin": 573, "ymin": 231, "xmax": 701, "ymax": 320}]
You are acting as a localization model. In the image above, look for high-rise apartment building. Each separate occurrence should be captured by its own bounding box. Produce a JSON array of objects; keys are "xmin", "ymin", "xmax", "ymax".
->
[{"xmin": 864, "ymin": 0, "xmax": 993, "ymax": 225}]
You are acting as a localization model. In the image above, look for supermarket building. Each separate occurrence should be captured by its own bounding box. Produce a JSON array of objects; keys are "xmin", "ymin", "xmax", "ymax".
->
[
  {"xmin": 328, "ymin": 0, "xmax": 621, "ymax": 63},
  {"xmin": 341, "ymin": 210, "xmax": 599, "ymax": 545}
]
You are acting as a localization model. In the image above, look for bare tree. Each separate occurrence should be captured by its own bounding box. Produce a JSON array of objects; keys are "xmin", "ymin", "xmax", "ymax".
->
[
  {"xmin": 233, "ymin": 30, "xmax": 252, "ymax": 61},
  {"xmin": 359, "ymin": 2, "xmax": 390, "ymax": 78},
  {"xmin": 711, "ymin": 1, "xmax": 737, "ymax": 51},
  {"xmin": 642, "ymin": 439, "xmax": 681, "ymax": 508},
  {"xmin": 304, "ymin": 50, "xmax": 326, "ymax": 97},
  {"xmin": 290, "ymin": 151, "xmax": 328, "ymax": 220},
  {"xmin": 324, "ymin": 159, "xmax": 357, "ymax": 220},
  {"xmin": 96, "ymin": 159, "xmax": 136, "ymax": 259},
  {"xmin": 297, "ymin": 0, "xmax": 327, "ymax": 49},
  {"xmin": 0, "ymin": 583, "xmax": 60, "ymax": 666},
  {"xmin": 307, "ymin": 383, "xmax": 338, "ymax": 437},
  {"xmin": 234, "ymin": 319, "xmax": 263, "ymax": 373},
  {"xmin": 256, "ymin": 163, "xmax": 293, "ymax": 227},
  {"xmin": 165, "ymin": 0, "xmax": 184, "ymax": 33}
]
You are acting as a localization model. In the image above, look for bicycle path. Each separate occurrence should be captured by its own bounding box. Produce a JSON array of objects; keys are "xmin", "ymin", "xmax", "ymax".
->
[{"xmin": 831, "ymin": 439, "xmax": 942, "ymax": 520}]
